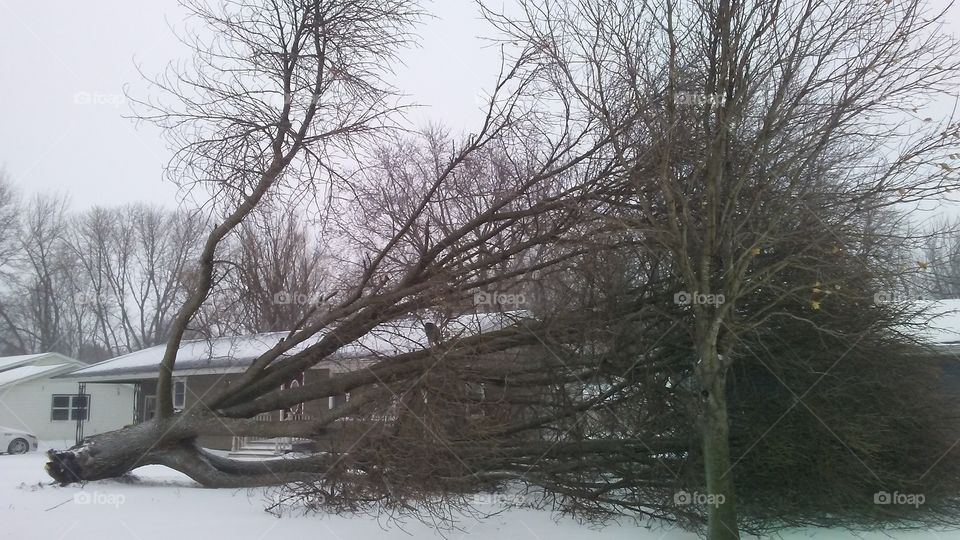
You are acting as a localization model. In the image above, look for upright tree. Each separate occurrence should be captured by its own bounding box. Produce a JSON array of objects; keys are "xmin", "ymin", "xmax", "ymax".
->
[{"xmin": 483, "ymin": 0, "xmax": 960, "ymax": 537}]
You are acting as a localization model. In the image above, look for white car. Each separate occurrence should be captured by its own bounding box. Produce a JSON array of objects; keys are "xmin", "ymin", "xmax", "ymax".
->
[{"xmin": 1, "ymin": 426, "xmax": 38, "ymax": 454}]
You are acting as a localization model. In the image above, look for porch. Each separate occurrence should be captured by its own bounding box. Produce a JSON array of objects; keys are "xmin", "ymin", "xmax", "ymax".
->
[{"xmin": 228, "ymin": 412, "xmax": 315, "ymax": 458}]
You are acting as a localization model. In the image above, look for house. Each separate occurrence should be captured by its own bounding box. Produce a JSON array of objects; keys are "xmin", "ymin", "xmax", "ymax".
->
[
  {"xmin": 908, "ymin": 299, "xmax": 960, "ymax": 386},
  {"xmin": 0, "ymin": 352, "xmax": 136, "ymax": 444},
  {"xmin": 60, "ymin": 311, "xmax": 527, "ymax": 456},
  {"xmin": 914, "ymin": 299, "xmax": 960, "ymax": 345}
]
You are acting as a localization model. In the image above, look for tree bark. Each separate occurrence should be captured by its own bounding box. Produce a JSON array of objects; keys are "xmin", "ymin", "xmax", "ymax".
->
[
  {"xmin": 697, "ymin": 335, "xmax": 740, "ymax": 540},
  {"xmin": 44, "ymin": 417, "xmax": 334, "ymax": 488}
]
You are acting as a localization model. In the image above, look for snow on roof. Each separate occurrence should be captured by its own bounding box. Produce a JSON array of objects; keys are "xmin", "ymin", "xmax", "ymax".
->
[
  {"xmin": 0, "ymin": 364, "xmax": 71, "ymax": 389},
  {"xmin": 63, "ymin": 333, "xmax": 291, "ymax": 379},
  {"xmin": 335, "ymin": 310, "xmax": 528, "ymax": 358},
  {"xmin": 0, "ymin": 353, "xmax": 51, "ymax": 372},
  {"xmin": 914, "ymin": 299, "xmax": 960, "ymax": 345},
  {"xmin": 66, "ymin": 310, "xmax": 530, "ymax": 380}
]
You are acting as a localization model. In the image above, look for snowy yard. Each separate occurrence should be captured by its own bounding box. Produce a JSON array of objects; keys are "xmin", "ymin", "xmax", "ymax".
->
[{"xmin": 0, "ymin": 445, "xmax": 955, "ymax": 540}]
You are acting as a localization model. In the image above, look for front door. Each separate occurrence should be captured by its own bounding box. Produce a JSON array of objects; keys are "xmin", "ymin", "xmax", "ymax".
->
[
  {"xmin": 143, "ymin": 395, "xmax": 156, "ymax": 421},
  {"xmin": 281, "ymin": 372, "xmax": 305, "ymax": 421}
]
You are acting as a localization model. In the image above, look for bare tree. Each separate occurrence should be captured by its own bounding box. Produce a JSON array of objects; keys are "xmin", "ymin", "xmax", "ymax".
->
[
  {"xmin": 40, "ymin": 2, "xmax": 960, "ymax": 539},
  {"xmin": 482, "ymin": 0, "xmax": 960, "ymax": 537},
  {"xmin": 45, "ymin": 0, "xmax": 610, "ymax": 488},
  {"xmin": 0, "ymin": 193, "xmax": 78, "ymax": 355},
  {"xmin": 0, "ymin": 174, "xmax": 23, "ymax": 354},
  {"xmin": 0, "ymin": 173, "xmax": 18, "ymax": 271},
  {"xmin": 918, "ymin": 216, "xmax": 960, "ymax": 298},
  {"xmin": 68, "ymin": 204, "xmax": 206, "ymax": 357},
  {"xmin": 219, "ymin": 207, "xmax": 329, "ymax": 333}
]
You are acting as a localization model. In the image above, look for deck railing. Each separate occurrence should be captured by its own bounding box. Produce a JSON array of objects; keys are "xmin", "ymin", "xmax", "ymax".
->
[{"xmin": 230, "ymin": 412, "xmax": 311, "ymax": 454}]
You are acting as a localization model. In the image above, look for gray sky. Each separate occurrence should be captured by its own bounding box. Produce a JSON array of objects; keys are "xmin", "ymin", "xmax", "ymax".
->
[
  {"xmin": 1, "ymin": 0, "xmax": 959, "ymax": 211},
  {"xmin": 0, "ymin": 0, "xmax": 501, "ymax": 209}
]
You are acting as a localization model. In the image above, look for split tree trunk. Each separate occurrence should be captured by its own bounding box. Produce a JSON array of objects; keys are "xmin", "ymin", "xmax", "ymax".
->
[
  {"xmin": 45, "ymin": 422, "xmax": 166, "ymax": 484},
  {"xmin": 45, "ymin": 417, "xmax": 330, "ymax": 488}
]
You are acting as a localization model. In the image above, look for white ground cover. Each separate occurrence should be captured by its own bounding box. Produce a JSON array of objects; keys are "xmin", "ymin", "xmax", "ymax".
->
[{"xmin": 1, "ymin": 444, "xmax": 957, "ymax": 540}]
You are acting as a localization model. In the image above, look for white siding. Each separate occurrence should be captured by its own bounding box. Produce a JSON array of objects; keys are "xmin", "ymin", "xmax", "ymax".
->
[{"xmin": 0, "ymin": 379, "xmax": 135, "ymax": 443}]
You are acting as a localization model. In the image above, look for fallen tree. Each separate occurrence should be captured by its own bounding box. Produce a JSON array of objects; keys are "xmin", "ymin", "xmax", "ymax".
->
[
  {"xmin": 44, "ymin": 0, "xmax": 619, "ymax": 490},
  {"xmin": 42, "ymin": 0, "xmax": 960, "ymax": 538}
]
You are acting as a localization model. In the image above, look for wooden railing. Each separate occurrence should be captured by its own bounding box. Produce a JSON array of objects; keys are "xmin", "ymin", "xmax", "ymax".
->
[
  {"xmin": 230, "ymin": 412, "xmax": 312, "ymax": 454},
  {"xmin": 231, "ymin": 412, "xmax": 276, "ymax": 452}
]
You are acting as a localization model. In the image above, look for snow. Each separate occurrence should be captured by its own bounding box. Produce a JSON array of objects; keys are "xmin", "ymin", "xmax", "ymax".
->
[
  {"xmin": 66, "ymin": 311, "xmax": 529, "ymax": 379},
  {"xmin": 1, "ymin": 444, "xmax": 679, "ymax": 540},
  {"xmin": 0, "ymin": 364, "xmax": 70, "ymax": 390},
  {"xmin": 0, "ymin": 353, "xmax": 51, "ymax": 373},
  {"xmin": 65, "ymin": 333, "xmax": 294, "ymax": 378},
  {"xmin": 3, "ymin": 445, "xmax": 960, "ymax": 540}
]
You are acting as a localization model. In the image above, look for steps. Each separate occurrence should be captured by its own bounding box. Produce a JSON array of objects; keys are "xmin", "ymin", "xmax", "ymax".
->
[{"xmin": 227, "ymin": 439, "xmax": 291, "ymax": 460}]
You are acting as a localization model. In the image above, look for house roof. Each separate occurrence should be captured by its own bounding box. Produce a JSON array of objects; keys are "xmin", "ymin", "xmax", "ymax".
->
[
  {"xmin": 62, "ymin": 311, "xmax": 530, "ymax": 382},
  {"xmin": 0, "ymin": 352, "xmax": 87, "ymax": 390},
  {"xmin": 912, "ymin": 299, "xmax": 960, "ymax": 345},
  {"xmin": 0, "ymin": 364, "xmax": 75, "ymax": 389},
  {"xmin": 0, "ymin": 353, "xmax": 49, "ymax": 371}
]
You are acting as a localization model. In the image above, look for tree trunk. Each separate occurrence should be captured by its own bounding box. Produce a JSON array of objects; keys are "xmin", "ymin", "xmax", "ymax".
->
[
  {"xmin": 697, "ymin": 336, "xmax": 740, "ymax": 540},
  {"xmin": 45, "ymin": 421, "xmax": 166, "ymax": 484},
  {"xmin": 44, "ymin": 417, "xmax": 330, "ymax": 488}
]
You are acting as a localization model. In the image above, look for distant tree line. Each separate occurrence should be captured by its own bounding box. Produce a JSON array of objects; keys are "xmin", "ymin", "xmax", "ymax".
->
[
  {"xmin": 0, "ymin": 175, "xmax": 329, "ymax": 360},
  {"xmin": 35, "ymin": 1, "xmax": 960, "ymax": 540}
]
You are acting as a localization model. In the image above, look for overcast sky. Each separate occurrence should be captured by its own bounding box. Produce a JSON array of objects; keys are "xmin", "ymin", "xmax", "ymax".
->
[
  {"xmin": 1, "ymin": 0, "xmax": 959, "ymax": 212},
  {"xmin": 0, "ymin": 0, "xmax": 502, "ymax": 209}
]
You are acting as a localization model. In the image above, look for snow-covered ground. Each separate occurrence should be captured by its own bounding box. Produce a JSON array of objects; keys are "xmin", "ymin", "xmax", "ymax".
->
[{"xmin": 2, "ymin": 445, "xmax": 959, "ymax": 540}]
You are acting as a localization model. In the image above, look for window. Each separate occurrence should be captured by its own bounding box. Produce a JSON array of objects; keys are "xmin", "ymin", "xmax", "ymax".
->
[
  {"xmin": 329, "ymin": 393, "xmax": 349, "ymax": 410},
  {"xmin": 51, "ymin": 394, "xmax": 90, "ymax": 421},
  {"xmin": 173, "ymin": 380, "xmax": 186, "ymax": 410}
]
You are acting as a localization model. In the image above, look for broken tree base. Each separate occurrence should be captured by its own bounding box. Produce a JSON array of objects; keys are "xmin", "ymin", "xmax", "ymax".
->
[{"xmin": 45, "ymin": 420, "xmax": 329, "ymax": 488}]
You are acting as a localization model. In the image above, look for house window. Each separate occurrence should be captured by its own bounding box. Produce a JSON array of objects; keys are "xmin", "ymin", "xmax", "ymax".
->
[
  {"xmin": 51, "ymin": 394, "xmax": 90, "ymax": 421},
  {"xmin": 329, "ymin": 393, "xmax": 349, "ymax": 410},
  {"xmin": 173, "ymin": 380, "xmax": 186, "ymax": 410}
]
